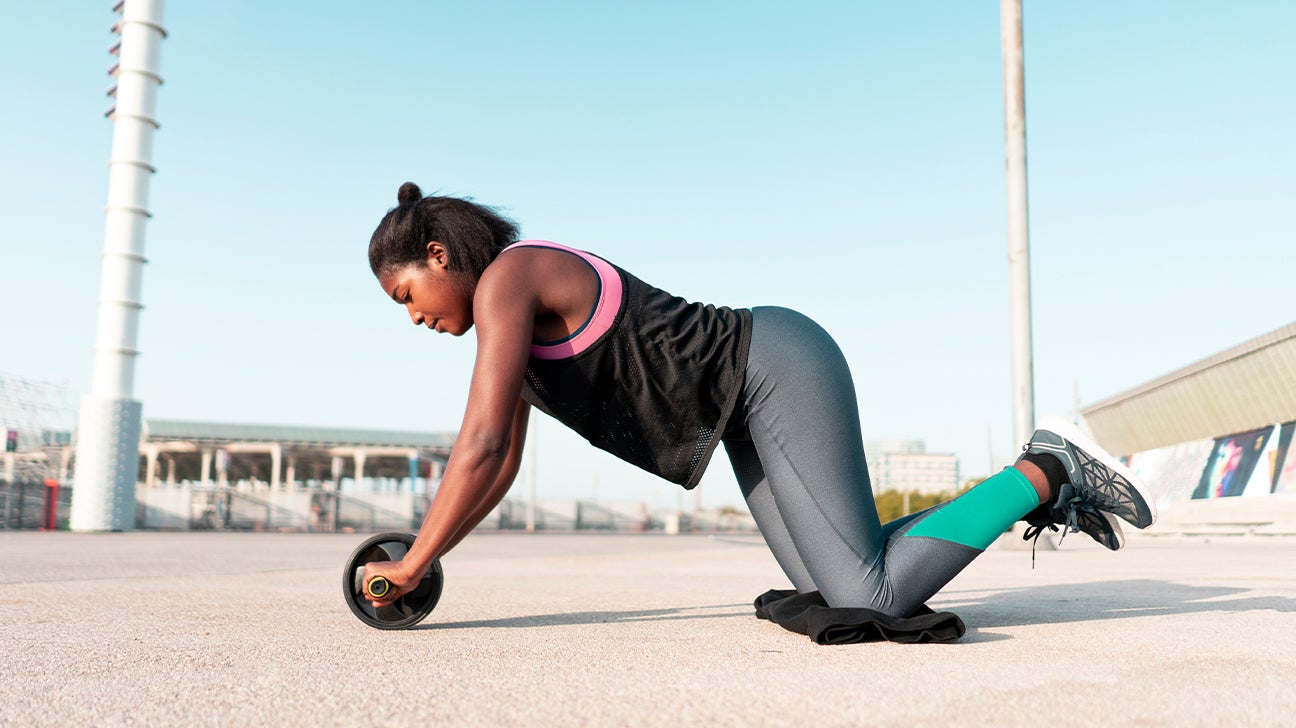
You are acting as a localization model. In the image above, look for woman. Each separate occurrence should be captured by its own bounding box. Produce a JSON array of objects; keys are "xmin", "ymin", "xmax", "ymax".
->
[{"xmin": 361, "ymin": 182, "xmax": 1155, "ymax": 623}]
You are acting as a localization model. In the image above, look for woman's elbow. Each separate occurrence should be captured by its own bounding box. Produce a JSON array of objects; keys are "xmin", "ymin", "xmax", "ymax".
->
[{"xmin": 457, "ymin": 432, "xmax": 511, "ymax": 467}]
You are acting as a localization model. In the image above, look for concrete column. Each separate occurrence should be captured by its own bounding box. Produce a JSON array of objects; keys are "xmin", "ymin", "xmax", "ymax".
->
[
  {"xmin": 269, "ymin": 443, "xmax": 282, "ymax": 491},
  {"xmin": 215, "ymin": 449, "xmax": 228, "ymax": 488},
  {"xmin": 165, "ymin": 455, "xmax": 176, "ymax": 486},
  {"xmin": 200, "ymin": 448, "xmax": 213, "ymax": 488},
  {"xmin": 354, "ymin": 450, "xmax": 367, "ymax": 493},
  {"xmin": 70, "ymin": 0, "xmax": 168, "ymax": 532},
  {"xmin": 285, "ymin": 455, "xmax": 296, "ymax": 491},
  {"xmin": 144, "ymin": 445, "xmax": 159, "ymax": 488},
  {"xmin": 435, "ymin": 458, "xmax": 447, "ymax": 496}
]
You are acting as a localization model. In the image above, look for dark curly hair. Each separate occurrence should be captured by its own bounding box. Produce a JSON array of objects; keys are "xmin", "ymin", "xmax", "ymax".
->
[{"xmin": 368, "ymin": 182, "xmax": 520, "ymax": 280}]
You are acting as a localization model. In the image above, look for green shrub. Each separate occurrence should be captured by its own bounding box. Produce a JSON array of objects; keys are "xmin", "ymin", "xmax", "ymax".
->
[{"xmin": 873, "ymin": 478, "xmax": 983, "ymax": 524}]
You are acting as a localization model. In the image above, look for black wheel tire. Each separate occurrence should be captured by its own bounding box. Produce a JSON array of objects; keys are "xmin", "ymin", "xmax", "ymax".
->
[{"xmin": 342, "ymin": 532, "xmax": 443, "ymax": 630}]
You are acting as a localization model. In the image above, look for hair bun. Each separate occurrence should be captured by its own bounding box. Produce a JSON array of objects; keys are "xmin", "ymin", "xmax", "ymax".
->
[{"xmin": 397, "ymin": 182, "xmax": 423, "ymax": 206}]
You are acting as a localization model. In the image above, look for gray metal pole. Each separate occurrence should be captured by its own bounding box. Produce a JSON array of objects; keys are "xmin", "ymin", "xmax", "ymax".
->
[
  {"xmin": 525, "ymin": 421, "xmax": 537, "ymax": 533},
  {"xmin": 71, "ymin": 0, "xmax": 167, "ymax": 531},
  {"xmin": 1000, "ymin": 0, "xmax": 1035, "ymax": 448}
]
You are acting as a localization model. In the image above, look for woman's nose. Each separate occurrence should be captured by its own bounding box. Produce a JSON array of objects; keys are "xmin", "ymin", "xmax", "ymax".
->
[{"xmin": 408, "ymin": 306, "xmax": 423, "ymax": 325}]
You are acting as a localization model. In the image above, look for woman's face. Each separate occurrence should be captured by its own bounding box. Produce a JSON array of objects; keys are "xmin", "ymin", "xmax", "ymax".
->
[{"xmin": 377, "ymin": 243, "xmax": 475, "ymax": 336}]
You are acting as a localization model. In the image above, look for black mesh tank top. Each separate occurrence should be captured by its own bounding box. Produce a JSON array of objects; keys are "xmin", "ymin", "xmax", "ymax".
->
[{"xmin": 509, "ymin": 242, "xmax": 751, "ymax": 489}]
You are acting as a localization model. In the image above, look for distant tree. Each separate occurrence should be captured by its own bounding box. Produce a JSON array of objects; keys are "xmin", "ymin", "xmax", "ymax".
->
[{"xmin": 874, "ymin": 479, "xmax": 980, "ymax": 524}]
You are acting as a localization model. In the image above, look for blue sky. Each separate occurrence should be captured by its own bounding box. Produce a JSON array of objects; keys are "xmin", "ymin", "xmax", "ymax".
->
[{"xmin": 2, "ymin": 2, "xmax": 1293, "ymax": 509}]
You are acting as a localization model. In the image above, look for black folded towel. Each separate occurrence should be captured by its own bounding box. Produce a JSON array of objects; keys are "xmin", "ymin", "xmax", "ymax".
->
[{"xmin": 754, "ymin": 589, "xmax": 965, "ymax": 644}]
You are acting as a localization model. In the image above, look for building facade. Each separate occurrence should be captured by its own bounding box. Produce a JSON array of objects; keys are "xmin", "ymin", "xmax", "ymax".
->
[{"xmin": 866, "ymin": 440, "xmax": 960, "ymax": 495}]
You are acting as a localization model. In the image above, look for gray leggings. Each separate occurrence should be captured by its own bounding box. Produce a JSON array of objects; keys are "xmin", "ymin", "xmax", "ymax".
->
[{"xmin": 724, "ymin": 307, "xmax": 1035, "ymax": 615}]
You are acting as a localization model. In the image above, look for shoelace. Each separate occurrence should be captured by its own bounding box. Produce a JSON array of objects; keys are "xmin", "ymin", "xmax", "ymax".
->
[
  {"xmin": 1021, "ymin": 496, "xmax": 1089, "ymax": 568},
  {"xmin": 1021, "ymin": 521, "xmax": 1071, "ymax": 568},
  {"xmin": 1060, "ymin": 497, "xmax": 1085, "ymax": 532}
]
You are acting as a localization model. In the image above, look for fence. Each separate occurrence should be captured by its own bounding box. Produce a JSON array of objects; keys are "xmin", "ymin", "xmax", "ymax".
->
[
  {"xmin": 174, "ymin": 488, "xmax": 421, "ymax": 532},
  {"xmin": 0, "ymin": 479, "xmax": 71, "ymax": 530},
  {"xmin": 1, "ymin": 481, "xmax": 758, "ymax": 535}
]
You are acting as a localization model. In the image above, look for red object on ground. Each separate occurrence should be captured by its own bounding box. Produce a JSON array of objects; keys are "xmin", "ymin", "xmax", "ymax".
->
[{"xmin": 42, "ymin": 479, "xmax": 59, "ymax": 531}]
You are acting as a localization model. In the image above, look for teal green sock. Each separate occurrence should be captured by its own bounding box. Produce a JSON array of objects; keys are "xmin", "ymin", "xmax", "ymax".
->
[{"xmin": 903, "ymin": 467, "xmax": 1041, "ymax": 550}]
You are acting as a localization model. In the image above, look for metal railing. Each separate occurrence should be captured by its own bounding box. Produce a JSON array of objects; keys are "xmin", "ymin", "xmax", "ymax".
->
[{"xmin": 0, "ymin": 479, "xmax": 72, "ymax": 530}]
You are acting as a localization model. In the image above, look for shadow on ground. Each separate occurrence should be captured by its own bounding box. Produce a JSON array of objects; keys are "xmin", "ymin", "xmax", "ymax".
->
[
  {"xmin": 938, "ymin": 579, "xmax": 1296, "ymax": 629},
  {"xmin": 420, "ymin": 603, "xmax": 752, "ymax": 630},
  {"xmin": 419, "ymin": 580, "xmax": 1296, "ymax": 643}
]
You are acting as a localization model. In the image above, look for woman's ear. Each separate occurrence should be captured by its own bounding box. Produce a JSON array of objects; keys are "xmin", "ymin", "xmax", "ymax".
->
[{"xmin": 425, "ymin": 241, "xmax": 448, "ymax": 269}]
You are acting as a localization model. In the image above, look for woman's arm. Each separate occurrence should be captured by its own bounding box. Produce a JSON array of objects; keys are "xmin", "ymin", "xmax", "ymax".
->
[
  {"xmin": 363, "ymin": 259, "xmax": 538, "ymax": 605},
  {"xmin": 440, "ymin": 396, "xmax": 530, "ymax": 553}
]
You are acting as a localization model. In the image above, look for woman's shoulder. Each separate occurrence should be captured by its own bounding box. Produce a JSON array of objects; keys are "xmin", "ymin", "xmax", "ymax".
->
[
  {"xmin": 499, "ymin": 240, "xmax": 596, "ymax": 259},
  {"xmin": 494, "ymin": 240, "xmax": 615, "ymax": 275},
  {"xmin": 482, "ymin": 241, "xmax": 603, "ymax": 290}
]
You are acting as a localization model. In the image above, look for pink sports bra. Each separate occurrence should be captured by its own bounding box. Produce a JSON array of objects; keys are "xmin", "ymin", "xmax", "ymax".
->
[{"xmin": 499, "ymin": 240, "xmax": 624, "ymax": 360}]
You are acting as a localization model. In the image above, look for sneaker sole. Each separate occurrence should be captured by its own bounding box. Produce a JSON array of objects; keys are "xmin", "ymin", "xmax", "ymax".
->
[{"xmin": 1036, "ymin": 415, "xmax": 1158, "ymax": 528}]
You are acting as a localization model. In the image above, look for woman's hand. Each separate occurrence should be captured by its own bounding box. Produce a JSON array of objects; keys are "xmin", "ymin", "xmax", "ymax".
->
[{"xmin": 362, "ymin": 560, "xmax": 423, "ymax": 608}]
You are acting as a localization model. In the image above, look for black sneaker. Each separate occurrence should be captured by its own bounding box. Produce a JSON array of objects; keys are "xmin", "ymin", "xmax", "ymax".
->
[
  {"xmin": 1021, "ymin": 503, "xmax": 1125, "ymax": 551},
  {"xmin": 1019, "ymin": 416, "xmax": 1157, "ymax": 530}
]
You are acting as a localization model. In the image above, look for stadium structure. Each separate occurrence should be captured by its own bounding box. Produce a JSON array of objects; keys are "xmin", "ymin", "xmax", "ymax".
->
[
  {"xmin": 1081, "ymin": 321, "xmax": 1296, "ymax": 534},
  {"xmin": 3, "ymin": 415, "xmax": 455, "ymax": 532},
  {"xmin": 8, "ymin": 321, "xmax": 1294, "ymax": 534},
  {"xmin": 0, "ymin": 413, "xmax": 750, "ymax": 534}
]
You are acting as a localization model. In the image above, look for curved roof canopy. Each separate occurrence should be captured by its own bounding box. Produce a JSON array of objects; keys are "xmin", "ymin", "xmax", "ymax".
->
[
  {"xmin": 144, "ymin": 419, "xmax": 455, "ymax": 451},
  {"xmin": 1081, "ymin": 322, "xmax": 1296, "ymax": 456}
]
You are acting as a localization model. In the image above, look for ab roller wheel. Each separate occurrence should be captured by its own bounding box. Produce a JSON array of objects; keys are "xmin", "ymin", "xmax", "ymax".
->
[{"xmin": 342, "ymin": 532, "xmax": 444, "ymax": 630}]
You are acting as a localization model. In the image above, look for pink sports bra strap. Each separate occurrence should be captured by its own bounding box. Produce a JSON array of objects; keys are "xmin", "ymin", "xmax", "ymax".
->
[{"xmin": 500, "ymin": 240, "xmax": 624, "ymax": 360}]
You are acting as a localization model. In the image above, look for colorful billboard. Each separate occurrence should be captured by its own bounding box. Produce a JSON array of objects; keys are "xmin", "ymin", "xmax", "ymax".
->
[
  {"xmin": 1192, "ymin": 426, "xmax": 1275, "ymax": 499},
  {"xmin": 1270, "ymin": 422, "xmax": 1296, "ymax": 494}
]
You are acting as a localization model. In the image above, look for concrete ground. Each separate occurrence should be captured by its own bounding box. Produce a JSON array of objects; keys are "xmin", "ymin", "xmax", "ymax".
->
[{"xmin": 1, "ymin": 530, "xmax": 1292, "ymax": 727}]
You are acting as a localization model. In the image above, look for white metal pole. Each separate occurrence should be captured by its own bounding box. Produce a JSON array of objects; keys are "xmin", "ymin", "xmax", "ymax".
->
[
  {"xmin": 525, "ymin": 422, "xmax": 537, "ymax": 533},
  {"xmin": 1001, "ymin": 0, "xmax": 1035, "ymax": 449},
  {"xmin": 71, "ymin": 0, "xmax": 167, "ymax": 531}
]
